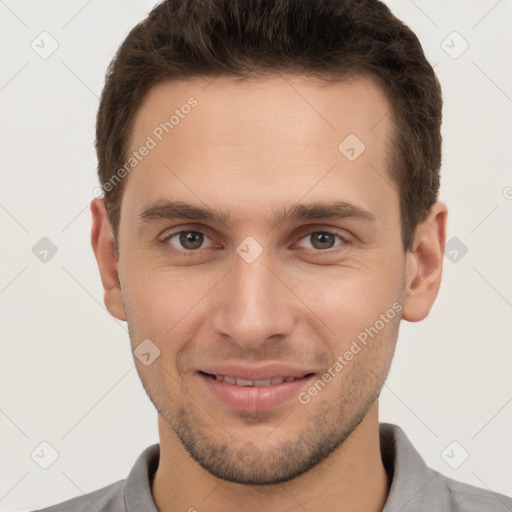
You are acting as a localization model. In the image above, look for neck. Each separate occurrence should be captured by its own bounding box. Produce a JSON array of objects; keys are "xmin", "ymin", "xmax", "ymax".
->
[{"xmin": 151, "ymin": 401, "xmax": 390, "ymax": 512}]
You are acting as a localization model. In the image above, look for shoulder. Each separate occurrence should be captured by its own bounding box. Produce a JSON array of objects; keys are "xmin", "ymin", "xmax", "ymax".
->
[
  {"xmin": 441, "ymin": 473, "xmax": 512, "ymax": 512},
  {"xmin": 30, "ymin": 479, "xmax": 125, "ymax": 512},
  {"xmin": 379, "ymin": 423, "xmax": 512, "ymax": 512}
]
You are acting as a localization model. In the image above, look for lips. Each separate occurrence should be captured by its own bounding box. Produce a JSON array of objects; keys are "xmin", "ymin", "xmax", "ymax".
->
[
  {"xmin": 197, "ymin": 364, "xmax": 316, "ymax": 412},
  {"xmin": 199, "ymin": 363, "xmax": 312, "ymax": 382}
]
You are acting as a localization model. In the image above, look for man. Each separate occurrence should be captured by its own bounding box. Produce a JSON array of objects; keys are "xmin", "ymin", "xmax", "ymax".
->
[{"xmin": 34, "ymin": 0, "xmax": 512, "ymax": 511}]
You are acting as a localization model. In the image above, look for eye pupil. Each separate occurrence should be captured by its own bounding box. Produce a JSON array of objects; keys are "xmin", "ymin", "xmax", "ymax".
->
[
  {"xmin": 311, "ymin": 232, "xmax": 335, "ymax": 250},
  {"xmin": 180, "ymin": 231, "xmax": 203, "ymax": 249}
]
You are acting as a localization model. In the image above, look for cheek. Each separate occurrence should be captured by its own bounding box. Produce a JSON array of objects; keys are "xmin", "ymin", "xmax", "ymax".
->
[
  {"xmin": 122, "ymin": 262, "xmax": 215, "ymax": 348},
  {"xmin": 289, "ymin": 257, "xmax": 403, "ymax": 344}
]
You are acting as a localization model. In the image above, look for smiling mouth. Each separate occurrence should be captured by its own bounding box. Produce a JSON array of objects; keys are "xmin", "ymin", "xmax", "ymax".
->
[{"xmin": 199, "ymin": 371, "xmax": 315, "ymax": 387}]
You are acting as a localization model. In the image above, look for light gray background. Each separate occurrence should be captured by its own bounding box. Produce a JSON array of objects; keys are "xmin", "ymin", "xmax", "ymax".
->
[{"xmin": 0, "ymin": 0, "xmax": 511, "ymax": 510}]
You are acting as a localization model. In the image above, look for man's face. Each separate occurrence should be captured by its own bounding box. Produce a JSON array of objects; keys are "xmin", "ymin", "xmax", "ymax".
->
[{"xmin": 114, "ymin": 74, "xmax": 408, "ymax": 483}]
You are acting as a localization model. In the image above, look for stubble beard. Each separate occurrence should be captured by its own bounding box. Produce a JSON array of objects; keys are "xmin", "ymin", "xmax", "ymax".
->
[{"xmin": 139, "ymin": 360, "xmax": 390, "ymax": 485}]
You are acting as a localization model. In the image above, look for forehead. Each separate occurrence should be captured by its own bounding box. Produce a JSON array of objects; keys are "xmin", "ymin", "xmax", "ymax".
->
[
  {"xmin": 122, "ymin": 73, "xmax": 396, "ymax": 227},
  {"xmin": 130, "ymin": 72, "xmax": 392, "ymax": 151}
]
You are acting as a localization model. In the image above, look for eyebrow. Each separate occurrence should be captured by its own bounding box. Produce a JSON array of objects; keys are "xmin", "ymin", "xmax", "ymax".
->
[{"xmin": 136, "ymin": 199, "xmax": 377, "ymax": 226}]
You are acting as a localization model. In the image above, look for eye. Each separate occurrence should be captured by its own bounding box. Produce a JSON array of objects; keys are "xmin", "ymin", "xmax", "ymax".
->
[
  {"xmin": 296, "ymin": 230, "xmax": 347, "ymax": 251},
  {"xmin": 162, "ymin": 230, "xmax": 214, "ymax": 252},
  {"xmin": 160, "ymin": 228, "xmax": 350, "ymax": 255}
]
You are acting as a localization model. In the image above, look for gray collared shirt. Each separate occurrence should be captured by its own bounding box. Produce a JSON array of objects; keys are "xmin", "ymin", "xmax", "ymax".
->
[{"xmin": 32, "ymin": 423, "xmax": 512, "ymax": 511}]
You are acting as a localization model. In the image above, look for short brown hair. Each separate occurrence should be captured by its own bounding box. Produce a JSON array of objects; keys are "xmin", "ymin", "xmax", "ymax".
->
[{"xmin": 95, "ymin": 0, "xmax": 442, "ymax": 255}]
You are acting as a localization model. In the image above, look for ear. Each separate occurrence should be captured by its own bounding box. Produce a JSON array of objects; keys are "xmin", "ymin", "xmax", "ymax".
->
[
  {"xmin": 90, "ymin": 198, "xmax": 127, "ymax": 321},
  {"xmin": 402, "ymin": 201, "xmax": 448, "ymax": 322}
]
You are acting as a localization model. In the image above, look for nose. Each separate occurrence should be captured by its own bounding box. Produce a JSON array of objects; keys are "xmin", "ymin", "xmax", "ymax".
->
[{"xmin": 211, "ymin": 249, "xmax": 296, "ymax": 350}]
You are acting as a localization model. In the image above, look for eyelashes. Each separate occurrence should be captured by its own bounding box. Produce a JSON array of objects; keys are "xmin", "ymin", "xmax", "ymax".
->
[{"xmin": 160, "ymin": 228, "xmax": 351, "ymax": 256}]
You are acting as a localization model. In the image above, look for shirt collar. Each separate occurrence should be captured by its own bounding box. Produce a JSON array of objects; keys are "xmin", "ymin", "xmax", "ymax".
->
[
  {"xmin": 380, "ymin": 422, "xmax": 450, "ymax": 511},
  {"xmin": 124, "ymin": 423, "xmax": 449, "ymax": 511},
  {"xmin": 124, "ymin": 442, "xmax": 159, "ymax": 512}
]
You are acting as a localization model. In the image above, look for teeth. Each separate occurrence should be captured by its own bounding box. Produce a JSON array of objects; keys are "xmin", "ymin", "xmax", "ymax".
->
[
  {"xmin": 236, "ymin": 378, "xmax": 254, "ymax": 387},
  {"xmin": 255, "ymin": 379, "xmax": 271, "ymax": 386},
  {"xmin": 213, "ymin": 375, "xmax": 295, "ymax": 386}
]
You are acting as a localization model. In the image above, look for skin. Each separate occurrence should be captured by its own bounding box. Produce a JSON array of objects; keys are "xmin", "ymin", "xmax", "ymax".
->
[{"xmin": 91, "ymin": 73, "xmax": 447, "ymax": 512}]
